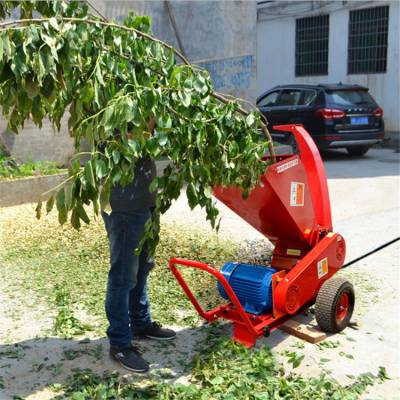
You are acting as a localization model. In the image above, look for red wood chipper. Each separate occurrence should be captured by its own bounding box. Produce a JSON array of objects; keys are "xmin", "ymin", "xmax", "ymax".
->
[{"xmin": 169, "ymin": 124, "xmax": 354, "ymax": 347}]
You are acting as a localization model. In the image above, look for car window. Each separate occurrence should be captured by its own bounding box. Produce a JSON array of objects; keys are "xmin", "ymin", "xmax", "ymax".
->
[
  {"xmin": 300, "ymin": 90, "xmax": 317, "ymax": 106},
  {"xmin": 276, "ymin": 89, "xmax": 302, "ymax": 106},
  {"xmin": 326, "ymin": 90, "xmax": 375, "ymax": 106},
  {"xmin": 258, "ymin": 91, "xmax": 280, "ymax": 107}
]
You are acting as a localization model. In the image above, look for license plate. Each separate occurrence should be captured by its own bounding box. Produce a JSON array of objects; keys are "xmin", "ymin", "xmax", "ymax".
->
[{"xmin": 351, "ymin": 116, "xmax": 368, "ymax": 125}]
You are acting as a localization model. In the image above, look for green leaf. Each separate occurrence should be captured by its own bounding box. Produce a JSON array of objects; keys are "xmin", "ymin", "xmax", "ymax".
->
[
  {"xmin": 113, "ymin": 35, "xmax": 122, "ymax": 47},
  {"xmin": 157, "ymin": 132, "xmax": 168, "ymax": 146},
  {"xmin": 56, "ymin": 188, "xmax": 65, "ymax": 210},
  {"xmin": 292, "ymin": 353, "xmax": 304, "ymax": 368},
  {"xmin": 179, "ymin": 91, "xmax": 191, "ymax": 107},
  {"xmin": 112, "ymin": 150, "xmax": 120, "ymax": 165},
  {"xmin": 149, "ymin": 178, "xmax": 158, "ymax": 193},
  {"xmin": 193, "ymin": 74, "xmax": 207, "ymax": 94},
  {"xmin": 95, "ymin": 159, "xmax": 107, "ymax": 179},
  {"xmin": 95, "ymin": 62, "xmax": 104, "ymax": 86},
  {"xmin": 46, "ymin": 195, "xmax": 55, "ymax": 214},
  {"xmin": 245, "ymin": 113, "xmax": 255, "ymax": 127},
  {"xmin": 76, "ymin": 202, "xmax": 90, "ymax": 224},
  {"xmin": 183, "ymin": 76, "xmax": 193, "ymax": 90},
  {"xmin": 122, "ymin": 98, "xmax": 138, "ymax": 123},
  {"xmin": 203, "ymin": 186, "xmax": 212, "ymax": 198},
  {"xmin": 166, "ymin": 50, "xmax": 175, "ymax": 70},
  {"xmin": 0, "ymin": 36, "xmax": 4, "ymax": 61},
  {"xmin": 100, "ymin": 178, "xmax": 111, "ymax": 211},
  {"xmin": 84, "ymin": 160, "xmax": 96, "ymax": 188},
  {"xmin": 378, "ymin": 366, "xmax": 390, "ymax": 381},
  {"xmin": 49, "ymin": 17, "xmax": 60, "ymax": 31},
  {"xmin": 64, "ymin": 182, "xmax": 73, "ymax": 210},
  {"xmin": 71, "ymin": 208, "xmax": 81, "ymax": 230},
  {"xmin": 35, "ymin": 200, "xmax": 42, "ymax": 219},
  {"xmin": 81, "ymin": 85, "xmax": 94, "ymax": 104},
  {"xmin": 156, "ymin": 115, "xmax": 172, "ymax": 129},
  {"xmin": 186, "ymin": 183, "xmax": 198, "ymax": 209},
  {"xmin": 210, "ymin": 376, "xmax": 224, "ymax": 385}
]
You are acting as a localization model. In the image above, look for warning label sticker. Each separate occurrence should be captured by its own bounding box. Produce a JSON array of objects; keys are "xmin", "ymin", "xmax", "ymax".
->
[
  {"xmin": 290, "ymin": 182, "xmax": 304, "ymax": 206},
  {"xmin": 317, "ymin": 258, "xmax": 329, "ymax": 279},
  {"xmin": 277, "ymin": 158, "xmax": 299, "ymax": 174}
]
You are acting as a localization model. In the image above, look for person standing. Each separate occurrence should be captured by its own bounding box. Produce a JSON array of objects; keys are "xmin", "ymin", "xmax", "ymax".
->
[{"xmin": 102, "ymin": 120, "xmax": 176, "ymax": 373}]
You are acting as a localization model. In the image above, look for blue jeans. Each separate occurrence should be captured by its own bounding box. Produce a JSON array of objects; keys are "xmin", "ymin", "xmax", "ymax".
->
[{"xmin": 102, "ymin": 209, "xmax": 154, "ymax": 348}]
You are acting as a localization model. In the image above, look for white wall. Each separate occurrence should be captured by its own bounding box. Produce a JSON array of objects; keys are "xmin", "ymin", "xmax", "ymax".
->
[{"xmin": 257, "ymin": 1, "xmax": 400, "ymax": 136}]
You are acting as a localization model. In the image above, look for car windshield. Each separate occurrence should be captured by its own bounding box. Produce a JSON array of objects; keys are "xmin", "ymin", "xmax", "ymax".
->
[{"xmin": 326, "ymin": 90, "xmax": 375, "ymax": 106}]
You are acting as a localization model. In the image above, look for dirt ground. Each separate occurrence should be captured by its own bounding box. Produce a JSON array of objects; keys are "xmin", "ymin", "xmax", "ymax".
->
[{"xmin": 0, "ymin": 147, "xmax": 399, "ymax": 399}]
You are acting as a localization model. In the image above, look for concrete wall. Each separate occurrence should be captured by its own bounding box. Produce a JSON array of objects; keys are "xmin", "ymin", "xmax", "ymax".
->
[
  {"xmin": 104, "ymin": 0, "xmax": 257, "ymax": 103},
  {"xmin": 0, "ymin": 160, "xmax": 170, "ymax": 207},
  {"xmin": 257, "ymin": 0, "xmax": 400, "ymax": 140},
  {"xmin": 0, "ymin": 117, "xmax": 75, "ymax": 165}
]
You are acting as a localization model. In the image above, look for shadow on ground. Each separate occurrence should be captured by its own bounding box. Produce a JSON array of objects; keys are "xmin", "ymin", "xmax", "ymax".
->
[{"xmin": 0, "ymin": 318, "xmax": 299, "ymax": 399}]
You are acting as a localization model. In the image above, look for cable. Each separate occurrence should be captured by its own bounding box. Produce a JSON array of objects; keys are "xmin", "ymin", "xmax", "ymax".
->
[
  {"xmin": 341, "ymin": 237, "xmax": 400, "ymax": 269},
  {"xmin": 164, "ymin": 0, "xmax": 187, "ymax": 60},
  {"xmin": 86, "ymin": 0, "xmax": 107, "ymax": 21}
]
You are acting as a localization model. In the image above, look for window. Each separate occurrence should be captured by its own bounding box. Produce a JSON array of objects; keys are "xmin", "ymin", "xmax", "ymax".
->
[
  {"xmin": 295, "ymin": 15, "xmax": 329, "ymax": 76},
  {"xmin": 258, "ymin": 91, "xmax": 280, "ymax": 107},
  {"xmin": 326, "ymin": 90, "xmax": 375, "ymax": 107},
  {"xmin": 277, "ymin": 89, "xmax": 302, "ymax": 106},
  {"xmin": 300, "ymin": 90, "xmax": 318, "ymax": 106},
  {"xmin": 348, "ymin": 6, "xmax": 389, "ymax": 74}
]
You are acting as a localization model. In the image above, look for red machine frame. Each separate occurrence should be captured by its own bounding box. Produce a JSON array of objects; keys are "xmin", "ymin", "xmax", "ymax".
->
[{"xmin": 169, "ymin": 125, "xmax": 346, "ymax": 347}]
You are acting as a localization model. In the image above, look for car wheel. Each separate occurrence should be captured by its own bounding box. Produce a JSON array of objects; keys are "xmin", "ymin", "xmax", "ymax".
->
[{"xmin": 346, "ymin": 146, "xmax": 370, "ymax": 156}]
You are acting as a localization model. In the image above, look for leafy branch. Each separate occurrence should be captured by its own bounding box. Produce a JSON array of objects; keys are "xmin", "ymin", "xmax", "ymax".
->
[
  {"xmin": 0, "ymin": 1, "xmax": 274, "ymax": 255},
  {"xmin": 0, "ymin": 13, "xmax": 275, "ymax": 156}
]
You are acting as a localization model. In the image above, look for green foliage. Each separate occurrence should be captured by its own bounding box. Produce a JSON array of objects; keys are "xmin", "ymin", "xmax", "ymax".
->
[
  {"xmin": 0, "ymin": 154, "xmax": 62, "ymax": 180},
  {"xmin": 0, "ymin": 1, "xmax": 271, "ymax": 255},
  {"xmin": 55, "ymin": 332, "xmax": 379, "ymax": 400},
  {"xmin": 283, "ymin": 350, "xmax": 305, "ymax": 369},
  {"xmin": 0, "ymin": 204, "xmax": 240, "ymax": 328},
  {"xmin": 317, "ymin": 340, "xmax": 340, "ymax": 350},
  {"xmin": 53, "ymin": 285, "xmax": 88, "ymax": 338}
]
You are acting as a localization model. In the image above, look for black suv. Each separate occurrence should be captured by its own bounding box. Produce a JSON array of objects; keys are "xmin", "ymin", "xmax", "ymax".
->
[{"xmin": 257, "ymin": 83, "xmax": 385, "ymax": 156}]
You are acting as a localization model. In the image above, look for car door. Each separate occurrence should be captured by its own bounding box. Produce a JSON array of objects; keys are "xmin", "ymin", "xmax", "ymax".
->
[
  {"xmin": 265, "ymin": 88, "xmax": 303, "ymax": 142},
  {"xmin": 291, "ymin": 89, "xmax": 319, "ymax": 134},
  {"xmin": 257, "ymin": 90, "xmax": 281, "ymax": 130}
]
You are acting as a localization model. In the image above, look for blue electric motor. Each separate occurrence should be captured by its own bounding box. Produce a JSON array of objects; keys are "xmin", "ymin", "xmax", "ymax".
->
[{"xmin": 217, "ymin": 262, "xmax": 276, "ymax": 315}]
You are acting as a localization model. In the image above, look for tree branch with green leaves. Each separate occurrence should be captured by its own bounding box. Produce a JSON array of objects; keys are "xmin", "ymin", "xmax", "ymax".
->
[{"xmin": 0, "ymin": 1, "xmax": 274, "ymax": 255}]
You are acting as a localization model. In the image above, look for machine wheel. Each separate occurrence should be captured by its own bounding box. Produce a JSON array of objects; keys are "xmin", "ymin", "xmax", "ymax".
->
[
  {"xmin": 346, "ymin": 146, "xmax": 370, "ymax": 156},
  {"xmin": 315, "ymin": 278, "xmax": 355, "ymax": 333}
]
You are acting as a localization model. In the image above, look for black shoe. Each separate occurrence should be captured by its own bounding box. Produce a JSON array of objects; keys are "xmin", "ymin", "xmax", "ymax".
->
[
  {"xmin": 109, "ymin": 345, "xmax": 149, "ymax": 373},
  {"xmin": 132, "ymin": 321, "xmax": 176, "ymax": 341}
]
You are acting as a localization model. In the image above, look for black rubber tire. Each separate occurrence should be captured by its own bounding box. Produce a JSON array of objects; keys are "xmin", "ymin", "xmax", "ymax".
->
[
  {"xmin": 315, "ymin": 278, "xmax": 355, "ymax": 333},
  {"xmin": 346, "ymin": 146, "xmax": 370, "ymax": 156}
]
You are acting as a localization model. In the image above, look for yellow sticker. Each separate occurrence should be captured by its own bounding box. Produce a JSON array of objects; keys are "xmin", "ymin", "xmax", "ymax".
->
[
  {"xmin": 317, "ymin": 257, "xmax": 329, "ymax": 279},
  {"xmin": 287, "ymin": 249, "xmax": 301, "ymax": 256}
]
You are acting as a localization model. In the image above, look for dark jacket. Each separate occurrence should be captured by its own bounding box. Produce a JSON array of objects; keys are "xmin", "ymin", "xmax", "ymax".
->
[{"xmin": 110, "ymin": 157, "xmax": 157, "ymax": 213}]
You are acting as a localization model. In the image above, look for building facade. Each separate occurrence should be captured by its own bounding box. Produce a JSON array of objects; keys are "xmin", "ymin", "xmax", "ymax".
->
[{"xmin": 257, "ymin": 1, "xmax": 400, "ymax": 142}]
